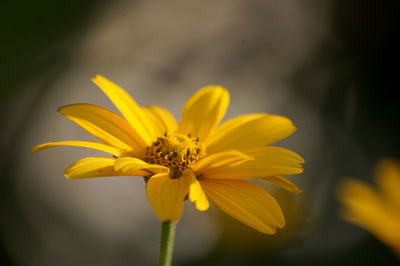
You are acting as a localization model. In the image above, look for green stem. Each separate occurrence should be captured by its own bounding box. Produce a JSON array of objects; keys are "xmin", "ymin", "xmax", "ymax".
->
[{"xmin": 158, "ymin": 221, "xmax": 176, "ymax": 266}]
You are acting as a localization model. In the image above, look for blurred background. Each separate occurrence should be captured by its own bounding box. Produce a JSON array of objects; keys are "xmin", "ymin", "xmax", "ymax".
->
[{"xmin": 1, "ymin": 0, "xmax": 399, "ymax": 265}]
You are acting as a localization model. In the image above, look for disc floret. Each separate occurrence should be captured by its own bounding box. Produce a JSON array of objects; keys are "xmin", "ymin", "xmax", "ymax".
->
[{"xmin": 146, "ymin": 133, "xmax": 205, "ymax": 178}]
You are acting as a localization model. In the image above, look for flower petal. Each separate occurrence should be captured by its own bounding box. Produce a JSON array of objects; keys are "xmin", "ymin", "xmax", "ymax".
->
[
  {"xmin": 375, "ymin": 159, "xmax": 400, "ymax": 207},
  {"xmin": 261, "ymin": 176, "xmax": 302, "ymax": 194},
  {"xmin": 192, "ymin": 150, "xmax": 253, "ymax": 174},
  {"xmin": 146, "ymin": 106, "xmax": 178, "ymax": 133},
  {"xmin": 338, "ymin": 179, "xmax": 383, "ymax": 223},
  {"xmin": 58, "ymin": 104, "xmax": 146, "ymax": 157},
  {"xmin": 114, "ymin": 157, "xmax": 169, "ymax": 174},
  {"xmin": 92, "ymin": 75, "xmax": 156, "ymax": 144},
  {"xmin": 200, "ymin": 178, "xmax": 284, "ymax": 234},
  {"xmin": 64, "ymin": 157, "xmax": 149, "ymax": 179},
  {"xmin": 142, "ymin": 105, "xmax": 177, "ymax": 137},
  {"xmin": 178, "ymin": 85, "xmax": 229, "ymax": 142},
  {"xmin": 337, "ymin": 178, "xmax": 400, "ymax": 250},
  {"xmin": 200, "ymin": 146, "xmax": 304, "ymax": 180},
  {"xmin": 30, "ymin": 141, "xmax": 124, "ymax": 157},
  {"xmin": 182, "ymin": 170, "xmax": 209, "ymax": 211},
  {"xmin": 203, "ymin": 113, "xmax": 264, "ymax": 147},
  {"xmin": 206, "ymin": 114, "xmax": 296, "ymax": 153},
  {"xmin": 146, "ymin": 173, "xmax": 191, "ymax": 222}
]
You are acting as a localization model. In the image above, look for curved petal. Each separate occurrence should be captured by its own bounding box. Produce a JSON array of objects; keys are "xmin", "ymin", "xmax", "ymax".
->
[
  {"xmin": 199, "ymin": 146, "xmax": 304, "ymax": 180},
  {"xmin": 30, "ymin": 141, "xmax": 124, "ymax": 157},
  {"xmin": 206, "ymin": 114, "xmax": 296, "ymax": 153},
  {"xmin": 192, "ymin": 150, "xmax": 253, "ymax": 174},
  {"xmin": 146, "ymin": 173, "xmax": 191, "ymax": 222},
  {"xmin": 200, "ymin": 178, "xmax": 284, "ymax": 234},
  {"xmin": 261, "ymin": 176, "xmax": 302, "ymax": 194},
  {"xmin": 143, "ymin": 105, "xmax": 177, "ymax": 136},
  {"xmin": 182, "ymin": 170, "xmax": 209, "ymax": 211},
  {"xmin": 64, "ymin": 157, "xmax": 150, "ymax": 179},
  {"xmin": 178, "ymin": 85, "xmax": 229, "ymax": 143},
  {"xmin": 58, "ymin": 104, "xmax": 146, "ymax": 157},
  {"xmin": 92, "ymin": 75, "xmax": 157, "ymax": 144},
  {"xmin": 114, "ymin": 157, "xmax": 169, "ymax": 174}
]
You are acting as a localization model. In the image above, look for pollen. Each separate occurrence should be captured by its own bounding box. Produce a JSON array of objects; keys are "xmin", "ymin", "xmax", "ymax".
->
[{"xmin": 146, "ymin": 133, "xmax": 206, "ymax": 178}]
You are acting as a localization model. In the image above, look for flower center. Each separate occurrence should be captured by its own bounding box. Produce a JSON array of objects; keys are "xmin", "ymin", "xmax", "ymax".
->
[{"xmin": 146, "ymin": 133, "xmax": 205, "ymax": 178}]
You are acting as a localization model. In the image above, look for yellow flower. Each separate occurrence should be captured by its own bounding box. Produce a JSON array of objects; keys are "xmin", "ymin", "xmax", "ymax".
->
[
  {"xmin": 338, "ymin": 159, "xmax": 400, "ymax": 255},
  {"xmin": 31, "ymin": 75, "xmax": 304, "ymax": 234}
]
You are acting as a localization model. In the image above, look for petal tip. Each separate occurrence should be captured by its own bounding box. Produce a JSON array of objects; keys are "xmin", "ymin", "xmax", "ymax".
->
[
  {"xmin": 91, "ymin": 74, "xmax": 104, "ymax": 82},
  {"xmin": 197, "ymin": 206, "xmax": 209, "ymax": 212},
  {"xmin": 258, "ymin": 225, "xmax": 278, "ymax": 235},
  {"xmin": 294, "ymin": 188, "xmax": 303, "ymax": 194},
  {"xmin": 57, "ymin": 104, "xmax": 72, "ymax": 114},
  {"xmin": 195, "ymin": 201, "xmax": 210, "ymax": 211},
  {"xmin": 64, "ymin": 172, "xmax": 72, "ymax": 179},
  {"xmin": 29, "ymin": 146, "xmax": 39, "ymax": 153},
  {"xmin": 203, "ymin": 84, "xmax": 227, "ymax": 91},
  {"xmin": 245, "ymin": 154, "xmax": 255, "ymax": 162}
]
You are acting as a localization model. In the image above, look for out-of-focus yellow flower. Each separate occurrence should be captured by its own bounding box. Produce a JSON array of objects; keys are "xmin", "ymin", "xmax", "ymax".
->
[
  {"xmin": 31, "ymin": 75, "xmax": 304, "ymax": 234},
  {"xmin": 338, "ymin": 159, "xmax": 400, "ymax": 255}
]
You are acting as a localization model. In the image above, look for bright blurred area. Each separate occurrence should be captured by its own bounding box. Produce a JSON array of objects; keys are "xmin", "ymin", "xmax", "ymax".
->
[{"xmin": 1, "ymin": 0, "xmax": 399, "ymax": 265}]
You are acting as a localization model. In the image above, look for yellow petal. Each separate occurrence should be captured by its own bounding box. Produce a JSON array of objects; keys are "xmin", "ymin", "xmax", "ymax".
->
[
  {"xmin": 338, "ymin": 179, "xmax": 383, "ymax": 222},
  {"xmin": 245, "ymin": 146, "xmax": 305, "ymax": 164},
  {"xmin": 58, "ymin": 104, "xmax": 146, "ymax": 157},
  {"xmin": 142, "ymin": 105, "xmax": 177, "ymax": 137},
  {"xmin": 192, "ymin": 150, "xmax": 254, "ymax": 173},
  {"xmin": 375, "ymin": 159, "xmax": 400, "ymax": 207},
  {"xmin": 182, "ymin": 170, "xmax": 209, "ymax": 211},
  {"xmin": 200, "ymin": 178, "xmax": 284, "ymax": 234},
  {"xmin": 146, "ymin": 173, "xmax": 191, "ymax": 222},
  {"xmin": 114, "ymin": 157, "xmax": 169, "ymax": 174},
  {"xmin": 64, "ymin": 156, "xmax": 150, "ymax": 179},
  {"xmin": 337, "ymin": 178, "xmax": 400, "ymax": 252},
  {"xmin": 206, "ymin": 114, "xmax": 296, "ymax": 154},
  {"xmin": 200, "ymin": 146, "xmax": 304, "ymax": 180},
  {"xmin": 178, "ymin": 85, "xmax": 229, "ymax": 143},
  {"xmin": 30, "ymin": 141, "xmax": 124, "ymax": 157},
  {"xmin": 261, "ymin": 176, "xmax": 302, "ymax": 194},
  {"xmin": 91, "ymin": 75, "xmax": 156, "ymax": 144},
  {"xmin": 203, "ymin": 113, "xmax": 264, "ymax": 147}
]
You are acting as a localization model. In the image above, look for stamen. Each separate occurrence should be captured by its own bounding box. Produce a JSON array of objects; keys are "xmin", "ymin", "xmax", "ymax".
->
[{"xmin": 146, "ymin": 133, "xmax": 205, "ymax": 178}]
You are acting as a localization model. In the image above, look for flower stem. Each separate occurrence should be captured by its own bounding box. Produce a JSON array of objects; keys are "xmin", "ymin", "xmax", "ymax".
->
[{"xmin": 158, "ymin": 221, "xmax": 176, "ymax": 266}]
